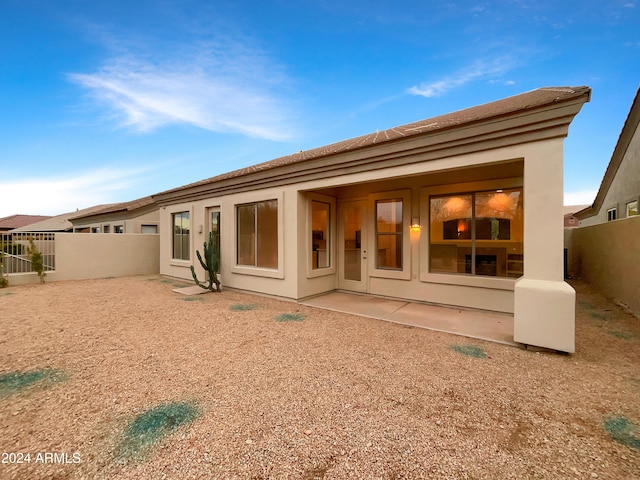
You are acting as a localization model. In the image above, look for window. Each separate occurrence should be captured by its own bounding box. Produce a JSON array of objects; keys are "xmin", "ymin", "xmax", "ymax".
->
[
  {"xmin": 210, "ymin": 210, "xmax": 220, "ymax": 273},
  {"xmin": 376, "ymin": 199, "xmax": 403, "ymax": 270},
  {"xmin": 429, "ymin": 188, "xmax": 523, "ymax": 277},
  {"xmin": 626, "ymin": 200, "xmax": 638, "ymax": 217},
  {"xmin": 141, "ymin": 224, "xmax": 158, "ymax": 234},
  {"xmin": 311, "ymin": 200, "xmax": 330, "ymax": 269},
  {"xmin": 103, "ymin": 225, "xmax": 110, "ymax": 233},
  {"xmin": 172, "ymin": 212, "xmax": 190, "ymax": 260},
  {"xmin": 607, "ymin": 208, "xmax": 617, "ymax": 222},
  {"xmin": 114, "ymin": 225, "xmax": 124, "ymax": 233},
  {"xmin": 237, "ymin": 200, "xmax": 277, "ymax": 269},
  {"xmin": 91, "ymin": 227, "xmax": 100, "ymax": 233}
]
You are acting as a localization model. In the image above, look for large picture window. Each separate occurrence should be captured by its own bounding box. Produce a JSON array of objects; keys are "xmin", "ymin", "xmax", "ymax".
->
[
  {"xmin": 376, "ymin": 198, "xmax": 403, "ymax": 270},
  {"xmin": 172, "ymin": 212, "xmax": 190, "ymax": 260},
  {"xmin": 429, "ymin": 188, "xmax": 523, "ymax": 277},
  {"xmin": 237, "ymin": 200, "xmax": 278, "ymax": 269}
]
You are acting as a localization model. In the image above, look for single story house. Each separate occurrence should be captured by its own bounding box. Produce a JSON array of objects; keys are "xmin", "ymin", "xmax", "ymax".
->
[
  {"xmin": 153, "ymin": 86, "xmax": 591, "ymax": 353},
  {"xmin": 575, "ymin": 86, "xmax": 640, "ymax": 226},
  {"xmin": 69, "ymin": 196, "xmax": 159, "ymax": 234}
]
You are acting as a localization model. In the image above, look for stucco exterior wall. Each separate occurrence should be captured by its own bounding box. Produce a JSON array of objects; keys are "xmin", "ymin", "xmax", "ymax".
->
[
  {"xmin": 72, "ymin": 209, "xmax": 160, "ymax": 234},
  {"xmin": 571, "ymin": 216, "xmax": 640, "ymax": 315},
  {"xmin": 579, "ymin": 121, "xmax": 640, "ymax": 227},
  {"xmin": 158, "ymin": 140, "xmax": 570, "ymax": 318},
  {"xmin": 6, "ymin": 233, "xmax": 159, "ymax": 286}
]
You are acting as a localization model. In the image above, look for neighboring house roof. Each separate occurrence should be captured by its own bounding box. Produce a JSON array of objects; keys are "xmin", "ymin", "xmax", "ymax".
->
[
  {"xmin": 11, "ymin": 204, "xmax": 117, "ymax": 232},
  {"xmin": 563, "ymin": 205, "xmax": 589, "ymax": 216},
  {"xmin": 154, "ymin": 86, "xmax": 591, "ymax": 203},
  {"xmin": 575, "ymin": 86, "xmax": 640, "ymax": 220},
  {"xmin": 68, "ymin": 196, "xmax": 156, "ymax": 221},
  {"xmin": 0, "ymin": 214, "xmax": 51, "ymax": 231}
]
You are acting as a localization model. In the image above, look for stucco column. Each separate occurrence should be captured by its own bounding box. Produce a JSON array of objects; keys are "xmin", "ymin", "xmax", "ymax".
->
[{"xmin": 514, "ymin": 138, "xmax": 575, "ymax": 352}]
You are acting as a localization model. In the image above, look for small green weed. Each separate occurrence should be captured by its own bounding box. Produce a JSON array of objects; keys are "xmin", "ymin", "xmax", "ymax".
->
[
  {"xmin": 230, "ymin": 304, "xmax": 257, "ymax": 311},
  {"xmin": 181, "ymin": 296, "xmax": 203, "ymax": 302},
  {"xmin": 609, "ymin": 331, "xmax": 635, "ymax": 340},
  {"xmin": 115, "ymin": 402, "xmax": 201, "ymax": 462},
  {"xmin": 450, "ymin": 345, "xmax": 487, "ymax": 358},
  {"xmin": 604, "ymin": 416, "xmax": 640, "ymax": 451},
  {"xmin": 0, "ymin": 369, "xmax": 66, "ymax": 397},
  {"xmin": 276, "ymin": 313, "xmax": 305, "ymax": 322}
]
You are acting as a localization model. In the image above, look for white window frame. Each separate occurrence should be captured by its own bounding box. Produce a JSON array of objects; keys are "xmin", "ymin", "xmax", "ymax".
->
[
  {"xmin": 369, "ymin": 190, "xmax": 411, "ymax": 280},
  {"xmin": 626, "ymin": 199, "xmax": 638, "ymax": 218},
  {"xmin": 306, "ymin": 192, "xmax": 336, "ymax": 278},
  {"xmin": 607, "ymin": 207, "xmax": 617, "ymax": 222},
  {"xmin": 231, "ymin": 191, "xmax": 284, "ymax": 279}
]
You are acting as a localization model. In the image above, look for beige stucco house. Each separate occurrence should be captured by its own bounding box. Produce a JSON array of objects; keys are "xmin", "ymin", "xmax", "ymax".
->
[
  {"xmin": 153, "ymin": 86, "xmax": 591, "ymax": 353},
  {"xmin": 69, "ymin": 196, "xmax": 159, "ymax": 234},
  {"xmin": 575, "ymin": 87, "xmax": 640, "ymax": 226}
]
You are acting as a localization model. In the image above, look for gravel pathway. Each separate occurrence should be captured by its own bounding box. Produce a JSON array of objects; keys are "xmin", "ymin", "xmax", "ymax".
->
[{"xmin": 0, "ymin": 276, "xmax": 638, "ymax": 479}]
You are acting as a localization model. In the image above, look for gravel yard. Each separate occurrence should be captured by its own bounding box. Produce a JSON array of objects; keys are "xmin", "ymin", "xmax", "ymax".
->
[{"xmin": 0, "ymin": 275, "xmax": 639, "ymax": 479}]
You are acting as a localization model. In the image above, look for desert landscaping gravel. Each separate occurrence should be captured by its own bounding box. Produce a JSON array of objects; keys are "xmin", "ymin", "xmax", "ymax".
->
[{"xmin": 0, "ymin": 275, "xmax": 638, "ymax": 479}]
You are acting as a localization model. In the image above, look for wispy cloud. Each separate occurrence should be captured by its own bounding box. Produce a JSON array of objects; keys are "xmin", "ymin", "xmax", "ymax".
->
[
  {"xmin": 407, "ymin": 57, "xmax": 517, "ymax": 98},
  {"xmin": 68, "ymin": 38, "xmax": 296, "ymax": 141},
  {"xmin": 0, "ymin": 168, "xmax": 149, "ymax": 217}
]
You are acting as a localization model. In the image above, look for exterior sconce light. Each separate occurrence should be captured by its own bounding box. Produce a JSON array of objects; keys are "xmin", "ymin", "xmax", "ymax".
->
[
  {"xmin": 198, "ymin": 224, "xmax": 204, "ymax": 233},
  {"xmin": 411, "ymin": 217, "xmax": 421, "ymax": 230}
]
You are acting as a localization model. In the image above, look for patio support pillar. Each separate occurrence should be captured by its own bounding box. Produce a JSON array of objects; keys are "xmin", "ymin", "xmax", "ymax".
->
[{"xmin": 514, "ymin": 138, "xmax": 575, "ymax": 353}]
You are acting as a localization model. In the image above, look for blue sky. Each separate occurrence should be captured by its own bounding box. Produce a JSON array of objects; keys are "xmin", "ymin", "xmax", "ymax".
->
[{"xmin": 1, "ymin": 0, "xmax": 639, "ymax": 217}]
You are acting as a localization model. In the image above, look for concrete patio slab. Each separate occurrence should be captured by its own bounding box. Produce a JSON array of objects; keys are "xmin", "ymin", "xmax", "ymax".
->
[
  {"xmin": 172, "ymin": 285, "xmax": 211, "ymax": 295},
  {"xmin": 301, "ymin": 291, "xmax": 517, "ymax": 347}
]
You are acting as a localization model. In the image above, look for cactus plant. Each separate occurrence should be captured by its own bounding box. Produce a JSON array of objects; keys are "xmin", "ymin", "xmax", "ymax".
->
[{"xmin": 190, "ymin": 231, "xmax": 221, "ymax": 292}]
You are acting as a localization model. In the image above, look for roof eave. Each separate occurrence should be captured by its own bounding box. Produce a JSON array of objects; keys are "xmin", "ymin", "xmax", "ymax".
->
[{"xmin": 153, "ymin": 87, "xmax": 590, "ymax": 205}]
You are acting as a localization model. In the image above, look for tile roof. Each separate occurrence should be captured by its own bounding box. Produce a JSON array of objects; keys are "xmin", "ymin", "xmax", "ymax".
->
[
  {"xmin": 10, "ymin": 204, "xmax": 117, "ymax": 232},
  {"xmin": 68, "ymin": 196, "xmax": 156, "ymax": 220},
  {"xmin": 0, "ymin": 214, "xmax": 52, "ymax": 230},
  {"xmin": 155, "ymin": 86, "xmax": 590, "ymax": 197}
]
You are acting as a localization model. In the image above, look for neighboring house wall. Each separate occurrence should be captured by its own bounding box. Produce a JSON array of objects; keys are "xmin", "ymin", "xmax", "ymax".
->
[
  {"xmin": 71, "ymin": 209, "xmax": 160, "ymax": 234},
  {"xmin": 577, "ymin": 87, "xmax": 640, "ymax": 227},
  {"xmin": 571, "ymin": 216, "xmax": 640, "ymax": 316},
  {"xmin": 579, "ymin": 122, "xmax": 640, "ymax": 226},
  {"xmin": 6, "ymin": 233, "xmax": 159, "ymax": 286}
]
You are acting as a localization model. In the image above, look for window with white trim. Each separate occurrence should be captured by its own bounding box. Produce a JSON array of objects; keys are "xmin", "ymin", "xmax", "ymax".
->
[
  {"xmin": 607, "ymin": 208, "xmax": 617, "ymax": 222},
  {"xmin": 626, "ymin": 200, "xmax": 638, "ymax": 217}
]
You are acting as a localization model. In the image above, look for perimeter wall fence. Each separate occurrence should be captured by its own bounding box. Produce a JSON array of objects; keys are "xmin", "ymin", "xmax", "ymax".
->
[{"xmin": 1, "ymin": 232, "xmax": 159, "ymax": 286}]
